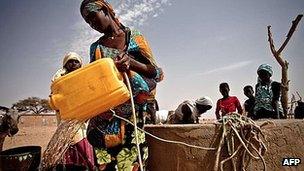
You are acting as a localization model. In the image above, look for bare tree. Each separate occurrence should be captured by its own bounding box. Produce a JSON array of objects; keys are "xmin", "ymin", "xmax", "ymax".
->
[
  {"xmin": 267, "ymin": 14, "xmax": 303, "ymax": 116},
  {"xmin": 12, "ymin": 97, "xmax": 53, "ymax": 114}
]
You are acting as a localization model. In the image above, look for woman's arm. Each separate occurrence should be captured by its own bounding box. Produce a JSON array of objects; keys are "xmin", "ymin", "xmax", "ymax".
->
[
  {"xmin": 125, "ymin": 30, "xmax": 164, "ymax": 81},
  {"xmin": 115, "ymin": 52, "xmax": 158, "ymax": 79},
  {"xmin": 129, "ymin": 57, "xmax": 157, "ymax": 78}
]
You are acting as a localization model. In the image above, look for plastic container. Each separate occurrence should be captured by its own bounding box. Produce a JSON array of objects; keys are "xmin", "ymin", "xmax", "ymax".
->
[
  {"xmin": 0, "ymin": 146, "xmax": 41, "ymax": 171},
  {"xmin": 49, "ymin": 58, "xmax": 130, "ymax": 121}
]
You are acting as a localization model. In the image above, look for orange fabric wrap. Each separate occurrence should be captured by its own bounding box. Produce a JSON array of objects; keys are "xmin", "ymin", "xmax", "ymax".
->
[{"xmin": 104, "ymin": 121, "xmax": 126, "ymax": 148}]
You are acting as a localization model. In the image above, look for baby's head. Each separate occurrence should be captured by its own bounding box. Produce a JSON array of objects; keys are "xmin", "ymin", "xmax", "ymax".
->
[{"xmin": 63, "ymin": 52, "xmax": 83, "ymax": 73}]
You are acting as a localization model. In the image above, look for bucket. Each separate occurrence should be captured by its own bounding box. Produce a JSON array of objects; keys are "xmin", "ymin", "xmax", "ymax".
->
[
  {"xmin": 0, "ymin": 146, "xmax": 41, "ymax": 171},
  {"xmin": 49, "ymin": 58, "xmax": 130, "ymax": 121}
]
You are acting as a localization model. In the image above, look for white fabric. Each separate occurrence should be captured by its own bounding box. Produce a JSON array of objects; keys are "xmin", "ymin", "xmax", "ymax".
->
[
  {"xmin": 155, "ymin": 110, "xmax": 169, "ymax": 124},
  {"xmin": 71, "ymin": 122, "xmax": 88, "ymax": 145},
  {"xmin": 52, "ymin": 68, "xmax": 67, "ymax": 82},
  {"xmin": 195, "ymin": 96, "xmax": 213, "ymax": 107},
  {"xmin": 63, "ymin": 52, "xmax": 83, "ymax": 67},
  {"xmin": 173, "ymin": 100, "xmax": 199, "ymax": 122}
]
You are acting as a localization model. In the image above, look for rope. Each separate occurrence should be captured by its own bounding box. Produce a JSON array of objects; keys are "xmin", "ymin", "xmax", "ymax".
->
[
  {"xmin": 123, "ymin": 72, "xmax": 144, "ymax": 171},
  {"xmin": 113, "ymin": 112, "xmax": 268, "ymax": 170},
  {"xmin": 119, "ymin": 73, "xmax": 216, "ymax": 152},
  {"xmin": 216, "ymin": 113, "xmax": 267, "ymax": 171},
  {"xmin": 113, "ymin": 114, "xmax": 216, "ymax": 151}
]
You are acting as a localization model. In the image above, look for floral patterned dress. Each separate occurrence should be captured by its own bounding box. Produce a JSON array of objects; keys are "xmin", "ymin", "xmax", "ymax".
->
[{"xmin": 87, "ymin": 29, "xmax": 163, "ymax": 170}]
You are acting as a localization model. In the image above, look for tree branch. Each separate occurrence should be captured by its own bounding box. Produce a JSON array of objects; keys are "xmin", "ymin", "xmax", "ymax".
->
[
  {"xmin": 38, "ymin": 107, "xmax": 46, "ymax": 114},
  {"xmin": 34, "ymin": 105, "xmax": 39, "ymax": 114},
  {"xmin": 29, "ymin": 108, "xmax": 36, "ymax": 114},
  {"xmin": 278, "ymin": 14, "xmax": 303, "ymax": 54},
  {"xmin": 267, "ymin": 26, "xmax": 285, "ymax": 66},
  {"xmin": 267, "ymin": 14, "xmax": 303, "ymax": 116},
  {"xmin": 267, "ymin": 26, "xmax": 277, "ymax": 55}
]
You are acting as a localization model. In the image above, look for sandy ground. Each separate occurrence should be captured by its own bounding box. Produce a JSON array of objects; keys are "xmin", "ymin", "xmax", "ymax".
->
[{"xmin": 3, "ymin": 125, "xmax": 57, "ymax": 152}]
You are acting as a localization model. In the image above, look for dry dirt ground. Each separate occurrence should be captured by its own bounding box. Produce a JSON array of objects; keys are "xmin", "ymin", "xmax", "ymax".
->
[
  {"xmin": 3, "ymin": 125, "xmax": 57, "ymax": 152},
  {"xmin": 3, "ymin": 115, "xmax": 58, "ymax": 152}
]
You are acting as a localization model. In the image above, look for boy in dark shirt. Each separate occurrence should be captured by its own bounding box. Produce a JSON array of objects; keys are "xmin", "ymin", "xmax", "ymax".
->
[{"xmin": 243, "ymin": 85, "xmax": 255, "ymax": 119}]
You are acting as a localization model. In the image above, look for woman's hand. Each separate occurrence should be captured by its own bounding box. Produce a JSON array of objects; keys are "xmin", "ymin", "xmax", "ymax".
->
[
  {"xmin": 115, "ymin": 52, "xmax": 130, "ymax": 72},
  {"xmin": 115, "ymin": 52, "xmax": 159, "ymax": 79}
]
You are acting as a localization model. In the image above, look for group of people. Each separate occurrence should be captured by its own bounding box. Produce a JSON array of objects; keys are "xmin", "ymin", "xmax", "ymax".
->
[
  {"xmin": 50, "ymin": 0, "xmax": 286, "ymax": 170},
  {"xmin": 243, "ymin": 64, "xmax": 284, "ymax": 120},
  {"xmin": 215, "ymin": 64, "xmax": 284, "ymax": 121},
  {"xmin": 158, "ymin": 63, "xmax": 284, "ymax": 125},
  {"xmin": 214, "ymin": 63, "xmax": 284, "ymax": 120}
]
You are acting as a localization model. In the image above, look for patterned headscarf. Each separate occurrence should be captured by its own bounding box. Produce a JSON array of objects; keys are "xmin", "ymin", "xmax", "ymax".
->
[
  {"xmin": 257, "ymin": 64, "xmax": 273, "ymax": 76},
  {"xmin": 80, "ymin": 0, "xmax": 122, "ymax": 27}
]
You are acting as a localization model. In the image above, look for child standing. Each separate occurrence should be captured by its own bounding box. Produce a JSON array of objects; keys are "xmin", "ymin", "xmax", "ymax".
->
[
  {"xmin": 243, "ymin": 85, "xmax": 255, "ymax": 119},
  {"xmin": 215, "ymin": 83, "xmax": 243, "ymax": 120}
]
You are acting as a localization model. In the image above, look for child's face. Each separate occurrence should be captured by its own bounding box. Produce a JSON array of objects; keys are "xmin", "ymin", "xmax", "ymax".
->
[
  {"xmin": 244, "ymin": 88, "xmax": 254, "ymax": 98},
  {"xmin": 220, "ymin": 86, "xmax": 229, "ymax": 98},
  {"xmin": 65, "ymin": 59, "xmax": 81, "ymax": 73}
]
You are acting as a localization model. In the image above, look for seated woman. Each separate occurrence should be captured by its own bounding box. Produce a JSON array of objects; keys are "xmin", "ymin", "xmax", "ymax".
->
[
  {"xmin": 253, "ymin": 64, "xmax": 283, "ymax": 119},
  {"xmin": 52, "ymin": 52, "xmax": 95, "ymax": 170},
  {"xmin": 215, "ymin": 82, "xmax": 243, "ymax": 120}
]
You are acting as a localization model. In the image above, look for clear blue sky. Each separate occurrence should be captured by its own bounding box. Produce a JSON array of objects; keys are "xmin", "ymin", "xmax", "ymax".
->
[{"xmin": 0, "ymin": 0, "xmax": 303, "ymax": 118}]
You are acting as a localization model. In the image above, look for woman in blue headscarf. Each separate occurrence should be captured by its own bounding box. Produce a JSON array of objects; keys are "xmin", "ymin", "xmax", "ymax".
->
[{"xmin": 253, "ymin": 64, "xmax": 283, "ymax": 119}]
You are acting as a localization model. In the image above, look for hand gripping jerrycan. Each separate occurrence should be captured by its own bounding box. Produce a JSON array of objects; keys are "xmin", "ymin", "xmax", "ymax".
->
[{"xmin": 49, "ymin": 58, "xmax": 130, "ymax": 121}]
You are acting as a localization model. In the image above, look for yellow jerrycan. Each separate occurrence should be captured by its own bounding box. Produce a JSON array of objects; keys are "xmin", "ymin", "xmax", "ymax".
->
[{"xmin": 49, "ymin": 58, "xmax": 130, "ymax": 121}]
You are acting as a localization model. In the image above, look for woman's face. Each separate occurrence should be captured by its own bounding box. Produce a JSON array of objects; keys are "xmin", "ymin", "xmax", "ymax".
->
[
  {"xmin": 86, "ymin": 9, "xmax": 111, "ymax": 33},
  {"xmin": 65, "ymin": 59, "xmax": 81, "ymax": 73},
  {"xmin": 258, "ymin": 70, "xmax": 271, "ymax": 83}
]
